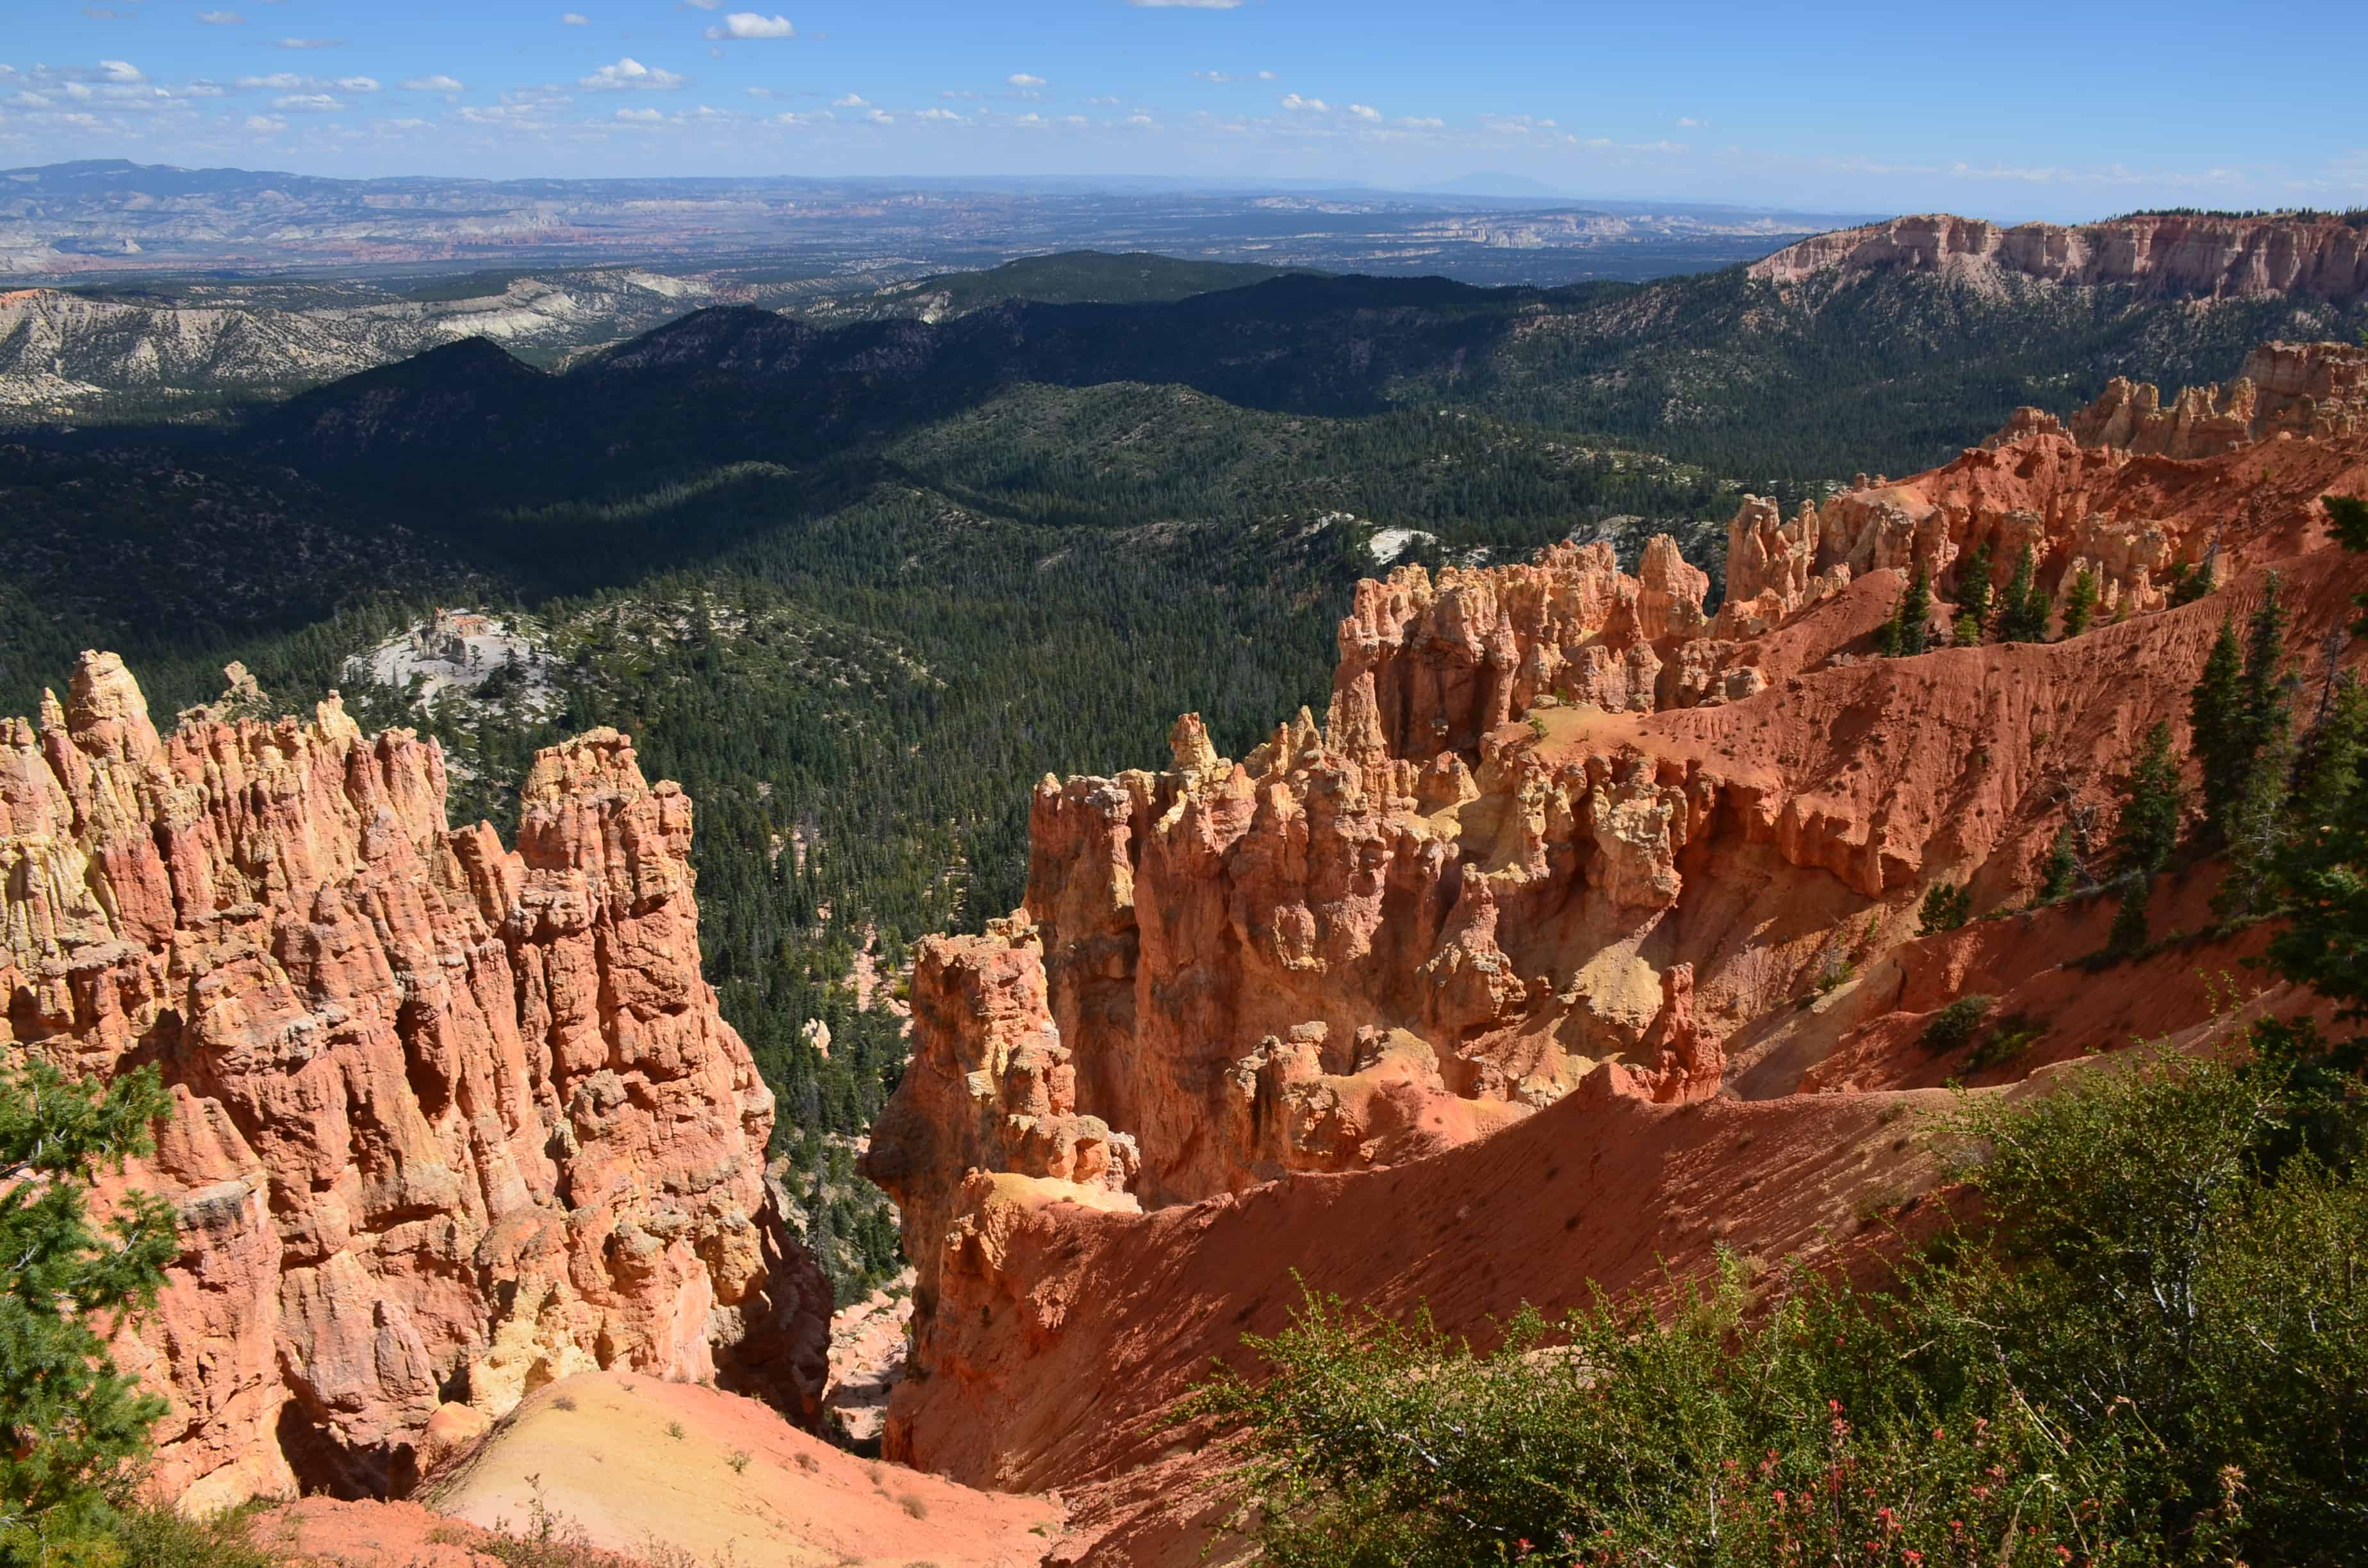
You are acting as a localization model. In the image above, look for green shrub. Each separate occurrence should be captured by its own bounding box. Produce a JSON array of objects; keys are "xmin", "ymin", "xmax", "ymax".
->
[
  {"xmin": 1194, "ymin": 1024, "xmax": 2368, "ymax": 1567},
  {"xmin": 1918, "ymin": 994, "xmax": 1993, "ymax": 1054},
  {"xmin": 1916, "ymin": 881, "xmax": 1972, "ymax": 934}
]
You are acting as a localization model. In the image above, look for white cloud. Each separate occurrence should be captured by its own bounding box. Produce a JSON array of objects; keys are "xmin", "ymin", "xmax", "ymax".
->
[
  {"xmin": 916, "ymin": 106, "xmax": 961, "ymax": 120},
  {"xmin": 242, "ymin": 113, "xmax": 284, "ymax": 131},
  {"xmin": 1397, "ymin": 115, "xmax": 1443, "ymax": 129},
  {"xmin": 705, "ymin": 13, "xmax": 793, "ymax": 40},
  {"xmin": 1347, "ymin": 102, "xmax": 1379, "ymax": 121},
  {"xmin": 402, "ymin": 74, "xmax": 465, "ymax": 93},
  {"xmin": 1007, "ymin": 72, "xmax": 1045, "ymax": 86},
  {"xmin": 684, "ymin": 0, "xmax": 720, "ymax": 7},
  {"xmin": 940, "ymin": 88, "xmax": 977, "ymax": 99},
  {"xmin": 863, "ymin": 107, "xmax": 892, "ymax": 123},
  {"xmin": 1013, "ymin": 111, "xmax": 1045, "ymax": 126},
  {"xmin": 97, "ymin": 59, "xmax": 143, "ymax": 83},
  {"xmin": 1128, "ymin": 111, "xmax": 1154, "ymax": 125},
  {"xmin": 272, "ymin": 92, "xmax": 343, "ymax": 110},
  {"xmin": 1084, "ymin": 94, "xmax": 1121, "ymax": 105},
  {"xmin": 1676, "ymin": 115, "xmax": 1704, "ymax": 128},
  {"xmin": 561, "ymin": 12, "xmax": 588, "ymax": 22},
  {"xmin": 277, "ymin": 37, "xmax": 341, "ymax": 49},
  {"xmin": 196, "ymin": 10, "xmax": 242, "ymax": 22},
  {"xmin": 579, "ymin": 57, "xmax": 685, "ymax": 90},
  {"xmin": 1279, "ymin": 93, "xmax": 1326, "ymax": 112},
  {"xmin": 234, "ymin": 72, "xmax": 310, "ymax": 89},
  {"xmin": 773, "ymin": 109, "xmax": 826, "ymax": 125},
  {"xmin": 1258, "ymin": 69, "xmax": 1275, "ymax": 79},
  {"xmin": 614, "ymin": 106, "xmax": 663, "ymax": 122},
  {"xmin": 336, "ymin": 76, "xmax": 381, "ymax": 92},
  {"xmin": 831, "ymin": 92, "xmax": 866, "ymax": 107}
]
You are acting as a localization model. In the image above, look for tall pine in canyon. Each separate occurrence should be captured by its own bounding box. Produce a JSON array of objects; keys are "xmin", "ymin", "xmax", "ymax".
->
[
  {"xmin": 2109, "ymin": 720, "xmax": 2185, "ymax": 954},
  {"xmin": 2267, "ymin": 496, "xmax": 2368, "ymax": 1011}
]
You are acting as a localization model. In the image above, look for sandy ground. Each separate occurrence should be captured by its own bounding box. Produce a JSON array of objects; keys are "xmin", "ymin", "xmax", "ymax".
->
[{"xmin": 425, "ymin": 1372, "xmax": 1061, "ymax": 1568}]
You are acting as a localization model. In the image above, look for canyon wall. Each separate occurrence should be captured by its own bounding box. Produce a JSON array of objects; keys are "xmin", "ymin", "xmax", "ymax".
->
[
  {"xmin": 0, "ymin": 655, "xmax": 828, "ymax": 1508},
  {"xmin": 1748, "ymin": 213, "xmax": 2368, "ymax": 302},
  {"xmin": 862, "ymin": 343, "xmax": 2368, "ymax": 1551}
]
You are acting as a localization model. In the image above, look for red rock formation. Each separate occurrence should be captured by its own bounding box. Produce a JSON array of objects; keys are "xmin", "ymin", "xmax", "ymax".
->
[
  {"xmin": 0, "ymin": 655, "xmax": 828, "ymax": 1508},
  {"xmin": 1748, "ymin": 212, "xmax": 2368, "ymax": 302},
  {"xmin": 862, "ymin": 343, "xmax": 2368, "ymax": 1564},
  {"xmin": 1720, "ymin": 339, "xmax": 2368, "ymax": 630},
  {"xmin": 2071, "ymin": 338, "xmax": 2368, "ymax": 459}
]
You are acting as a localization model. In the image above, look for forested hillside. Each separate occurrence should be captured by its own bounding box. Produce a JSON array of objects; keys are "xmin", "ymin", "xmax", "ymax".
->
[{"xmin": 5, "ymin": 248, "xmax": 2358, "ymax": 1295}]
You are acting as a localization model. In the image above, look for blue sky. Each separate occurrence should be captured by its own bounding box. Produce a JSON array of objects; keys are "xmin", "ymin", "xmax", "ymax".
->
[{"xmin": 2, "ymin": 1, "xmax": 2361, "ymax": 220}]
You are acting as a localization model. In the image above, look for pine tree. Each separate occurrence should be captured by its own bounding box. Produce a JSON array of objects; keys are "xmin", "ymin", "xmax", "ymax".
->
[
  {"xmin": 2058, "ymin": 568, "xmax": 2100, "ymax": 638},
  {"xmin": 2107, "ymin": 721, "xmax": 2185, "ymax": 954},
  {"xmin": 0, "ymin": 1061, "xmax": 176, "ymax": 1558},
  {"xmin": 2114, "ymin": 720, "xmax": 2186, "ymax": 878},
  {"xmin": 2266, "ymin": 498, "xmax": 2368, "ymax": 1016},
  {"xmin": 2290, "ymin": 674, "xmax": 2367, "ymax": 839},
  {"xmin": 1952, "ymin": 538, "xmax": 1994, "ymax": 644},
  {"xmin": 2191, "ymin": 617, "xmax": 2248, "ymax": 840},
  {"xmin": 1883, "ymin": 564, "xmax": 1931, "ymax": 657},
  {"xmin": 2215, "ymin": 713, "xmax": 2295, "ymax": 920},
  {"xmin": 1993, "ymin": 544, "xmax": 2038, "ymax": 642}
]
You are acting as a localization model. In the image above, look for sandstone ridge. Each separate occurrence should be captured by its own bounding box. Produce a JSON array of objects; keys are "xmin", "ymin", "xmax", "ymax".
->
[
  {"xmin": 1748, "ymin": 212, "xmax": 2368, "ymax": 301},
  {"xmin": 0, "ymin": 655, "xmax": 828, "ymax": 1507}
]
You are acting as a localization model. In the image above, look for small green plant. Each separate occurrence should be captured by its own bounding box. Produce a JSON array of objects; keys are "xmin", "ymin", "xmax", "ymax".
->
[
  {"xmin": 727, "ymin": 1449, "xmax": 752, "ymax": 1475},
  {"xmin": 897, "ymin": 1494, "xmax": 930, "ymax": 1520},
  {"xmin": 1968, "ymin": 1011, "xmax": 2048, "ymax": 1071},
  {"xmin": 665, "ymin": 1421, "xmax": 686, "ymax": 1441},
  {"xmin": 1918, "ymin": 993, "xmax": 1994, "ymax": 1054}
]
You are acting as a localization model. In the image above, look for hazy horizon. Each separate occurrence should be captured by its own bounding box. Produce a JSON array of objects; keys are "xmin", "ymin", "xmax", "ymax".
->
[{"xmin": 4, "ymin": 0, "xmax": 2360, "ymax": 225}]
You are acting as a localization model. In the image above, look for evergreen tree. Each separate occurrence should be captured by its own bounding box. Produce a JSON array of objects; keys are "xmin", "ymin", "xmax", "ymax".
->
[
  {"xmin": 1952, "ymin": 538, "xmax": 1994, "ymax": 644},
  {"xmin": 2215, "ymin": 713, "xmax": 2295, "ymax": 920},
  {"xmin": 2107, "ymin": 721, "xmax": 2184, "ymax": 954},
  {"xmin": 2058, "ymin": 567, "xmax": 2100, "ymax": 638},
  {"xmin": 2191, "ymin": 617, "xmax": 2248, "ymax": 840},
  {"xmin": 1877, "ymin": 564, "xmax": 1931, "ymax": 658},
  {"xmin": 1993, "ymin": 544, "xmax": 2039, "ymax": 642},
  {"xmin": 1993, "ymin": 545, "xmax": 2057, "ymax": 643},
  {"xmin": 0, "ymin": 1061, "xmax": 176, "ymax": 1562},
  {"xmin": 2267, "ymin": 499, "xmax": 2368, "ymax": 1016},
  {"xmin": 2291, "ymin": 674, "xmax": 2367, "ymax": 839}
]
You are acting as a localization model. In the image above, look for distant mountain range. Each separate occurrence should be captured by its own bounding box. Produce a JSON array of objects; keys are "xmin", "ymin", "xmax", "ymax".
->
[
  {"xmin": 0, "ymin": 158, "xmax": 1845, "ymax": 287},
  {"xmin": 8, "ymin": 214, "xmax": 2364, "ymax": 484}
]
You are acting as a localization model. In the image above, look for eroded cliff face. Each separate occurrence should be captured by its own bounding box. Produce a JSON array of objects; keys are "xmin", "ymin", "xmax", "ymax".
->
[
  {"xmin": 1719, "ymin": 339, "xmax": 2368, "ymax": 632},
  {"xmin": 0, "ymin": 656, "xmax": 828, "ymax": 1508},
  {"xmin": 862, "ymin": 342, "xmax": 2368, "ymax": 1542},
  {"xmin": 1747, "ymin": 213, "xmax": 2368, "ymax": 302}
]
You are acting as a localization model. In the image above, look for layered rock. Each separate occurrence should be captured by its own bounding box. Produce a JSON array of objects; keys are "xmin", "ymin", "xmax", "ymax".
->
[
  {"xmin": 1720, "ymin": 339, "xmax": 2368, "ymax": 630},
  {"xmin": 0, "ymin": 654, "xmax": 828, "ymax": 1508},
  {"xmin": 1748, "ymin": 213, "xmax": 2368, "ymax": 302},
  {"xmin": 2071, "ymin": 338, "xmax": 2368, "ymax": 459}
]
